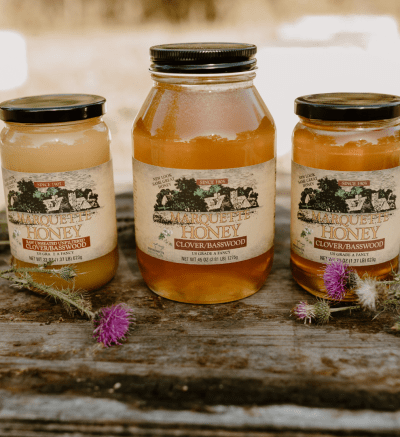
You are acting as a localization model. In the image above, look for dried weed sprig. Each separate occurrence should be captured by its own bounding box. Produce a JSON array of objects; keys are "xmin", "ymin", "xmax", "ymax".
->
[
  {"xmin": 292, "ymin": 299, "xmax": 360, "ymax": 325},
  {"xmin": 293, "ymin": 260, "xmax": 400, "ymax": 329},
  {"xmin": 1, "ymin": 262, "xmax": 134, "ymax": 347}
]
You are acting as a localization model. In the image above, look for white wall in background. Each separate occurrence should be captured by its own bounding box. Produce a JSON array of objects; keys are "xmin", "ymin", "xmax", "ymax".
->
[
  {"xmin": 0, "ymin": 31, "xmax": 28, "ymax": 91},
  {"xmin": 255, "ymin": 15, "xmax": 400, "ymax": 168}
]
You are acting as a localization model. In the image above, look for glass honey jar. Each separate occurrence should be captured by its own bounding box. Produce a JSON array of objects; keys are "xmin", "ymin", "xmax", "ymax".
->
[
  {"xmin": 132, "ymin": 43, "xmax": 276, "ymax": 304},
  {"xmin": 291, "ymin": 93, "xmax": 400, "ymax": 300},
  {"xmin": 0, "ymin": 94, "xmax": 119, "ymax": 291}
]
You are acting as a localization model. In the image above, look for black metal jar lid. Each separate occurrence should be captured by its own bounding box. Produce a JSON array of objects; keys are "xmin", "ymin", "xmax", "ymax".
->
[
  {"xmin": 295, "ymin": 93, "xmax": 400, "ymax": 122},
  {"xmin": 150, "ymin": 43, "xmax": 257, "ymax": 74},
  {"xmin": 0, "ymin": 94, "xmax": 106, "ymax": 124}
]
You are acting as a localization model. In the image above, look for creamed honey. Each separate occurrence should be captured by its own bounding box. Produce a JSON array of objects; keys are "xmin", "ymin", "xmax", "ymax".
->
[
  {"xmin": 132, "ymin": 43, "xmax": 276, "ymax": 304},
  {"xmin": 291, "ymin": 93, "xmax": 400, "ymax": 300},
  {"xmin": 0, "ymin": 94, "xmax": 119, "ymax": 291}
]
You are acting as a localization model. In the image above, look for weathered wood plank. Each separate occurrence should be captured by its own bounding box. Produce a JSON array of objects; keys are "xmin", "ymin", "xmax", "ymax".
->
[
  {"xmin": 1, "ymin": 184, "xmax": 400, "ymax": 429},
  {"xmin": 1, "ymin": 316, "xmax": 400, "ymax": 411},
  {"xmin": 1, "ymin": 391, "xmax": 400, "ymax": 436},
  {"xmin": 0, "ymin": 425, "xmax": 340, "ymax": 437}
]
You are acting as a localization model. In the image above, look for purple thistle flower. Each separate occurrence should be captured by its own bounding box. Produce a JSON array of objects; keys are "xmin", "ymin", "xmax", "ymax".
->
[
  {"xmin": 292, "ymin": 301, "xmax": 315, "ymax": 324},
  {"xmin": 323, "ymin": 260, "xmax": 352, "ymax": 300},
  {"xmin": 93, "ymin": 304, "xmax": 135, "ymax": 347}
]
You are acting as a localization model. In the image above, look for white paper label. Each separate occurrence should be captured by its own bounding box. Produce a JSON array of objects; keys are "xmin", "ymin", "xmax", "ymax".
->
[
  {"xmin": 291, "ymin": 162, "xmax": 400, "ymax": 266},
  {"xmin": 133, "ymin": 159, "xmax": 276, "ymax": 265},
  {"xmin": 2, "ymin": 161, "xmax": 118, "ymax": 265}
]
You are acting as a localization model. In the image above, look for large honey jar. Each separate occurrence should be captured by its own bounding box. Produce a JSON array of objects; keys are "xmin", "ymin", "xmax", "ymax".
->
[
  {"xmin": 132, "ymin": 43, "xmax": 276, "ymax": 304},
  {"xmin": 291, "ymin": 93, "xmax": 400, "ymax": 300}
]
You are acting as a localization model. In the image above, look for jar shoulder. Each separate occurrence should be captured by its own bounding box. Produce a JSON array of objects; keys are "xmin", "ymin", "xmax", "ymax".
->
[
  {"xmin": 1, "ymin": 118, "xmax": 109, "ymax": 146},
  {"xmin": 1, "ymin": 118, "xmax": 111, "ymax": 172},
  {"xmin": 292, "ymin": 121, "xmax": 400, "ymax": 171},
  {"xmin": 293, "ymin": 120, "xmax": 400, "ymax": 143},
  {"xmin": 132, "ymin": 85, "xmax": 275, "ymax": 141}
]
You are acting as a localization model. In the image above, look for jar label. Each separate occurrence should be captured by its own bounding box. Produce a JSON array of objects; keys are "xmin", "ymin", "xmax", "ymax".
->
[
  {"xmin": 291, "ymin": 162, "xmax": 400, "ymax": 266},
  {"xmin": 132, "ymin": 159, "xmax": 276, "ymax": 265},
  {"xmin": 2, "ymin": 161, "xmax": 118, "ymax": 265}
]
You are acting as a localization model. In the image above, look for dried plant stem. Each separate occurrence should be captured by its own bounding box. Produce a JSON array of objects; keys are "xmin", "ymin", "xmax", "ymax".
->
[
  {"xmin": 330, "ymin": 305, "xmax": 360, "ymax": 313},
  {"xmin": 0, "ymin": 263, "xmax": 135, "ymax": 348},
  {"xmin": 0, "ymin": 264, "xmax": 94, "ymax": 319},
  {"xmin": 25, "ymin": 276, "xmax": 94, "ymax": 319},
  {"xmin": 4, "ymin": 267, "xmax": 64, "ymax": 275}
]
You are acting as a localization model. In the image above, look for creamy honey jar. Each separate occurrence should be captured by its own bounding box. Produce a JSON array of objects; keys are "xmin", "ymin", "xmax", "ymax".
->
[
  {"xmin": 132, "ymin": 43, "xmax": 276, "ymax": 304},
  {"xmin": 0, "ymin": 94, "xmax": 119, "ymax": 291},
  {"xmin": 291, "ymin": 93, "xmax": 400, "ymax": 300}
]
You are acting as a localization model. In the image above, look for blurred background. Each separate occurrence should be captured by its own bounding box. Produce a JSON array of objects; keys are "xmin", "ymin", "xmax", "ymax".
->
[{"xmin": 1, "ymin": 0, "xmax": 400, "ymax": 206}]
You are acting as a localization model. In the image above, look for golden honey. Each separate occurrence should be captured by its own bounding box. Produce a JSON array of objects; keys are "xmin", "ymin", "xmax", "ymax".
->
[
  {"xmin": 132, "ymin": 43, "xmax": 276, "ymax": 304},
  {"xmin": 291, "ymin": 93, "xmax": 400, "ymax": 300}
]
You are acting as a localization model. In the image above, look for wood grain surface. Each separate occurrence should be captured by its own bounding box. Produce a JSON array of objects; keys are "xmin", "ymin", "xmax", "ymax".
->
[{"xmin": 1, "ymin": 178, "xmax": 400, "ymax": 436}]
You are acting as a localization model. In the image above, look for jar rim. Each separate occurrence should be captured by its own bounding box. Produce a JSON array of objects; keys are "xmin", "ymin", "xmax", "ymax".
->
[
  {"xmin": 295, "ymin": 93, "xmax": 400, "ymax": 122},
  {"xmin": 150, "ymin": 42, "xmax": 257, "ymax": 74},
  {"xmin": 0, "ymin": 94, "xmax": 106, "ymax": 124},
  {"xmin": 150, "ymin": 69, "xmax": 257, "ymax": 78}
]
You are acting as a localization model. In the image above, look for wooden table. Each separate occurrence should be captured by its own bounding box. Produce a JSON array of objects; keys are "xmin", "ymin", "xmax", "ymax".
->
[{"xmin": 1, "ymin": 175, "xmax": 400, "ymax": 436}]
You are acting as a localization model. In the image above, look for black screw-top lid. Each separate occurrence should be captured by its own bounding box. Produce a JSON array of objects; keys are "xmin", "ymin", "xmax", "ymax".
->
[
  {"xmin": 295, "ymin": 93, "xmax": 400, "ymax": 122},
  {"xmin": 0, "ymin": 94, "xmax": 106, "ymax": 124},
  {"xmin": 150, "ymin": 43, "xmax": 257, "ymax": 73}
]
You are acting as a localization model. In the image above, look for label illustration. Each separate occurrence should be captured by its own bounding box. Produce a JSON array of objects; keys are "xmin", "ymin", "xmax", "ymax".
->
[
  {"xmin": 291, "ymin": 162, "xmax": 400, "ymax": 266},
  {"xmin": 3, "ymin": 161, "xmax": 118, "ymax": 265},
  {"xmin": 133, "ymin": 159, "xmax": 276, "ymax": 265}
]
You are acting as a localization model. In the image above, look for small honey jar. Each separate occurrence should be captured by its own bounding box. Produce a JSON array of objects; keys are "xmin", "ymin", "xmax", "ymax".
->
[
  {"xmin": 291, "ymin": 93, "xmax": 400, "ymax": 300},
  {"xmin": 0, "ymin": 94, "xmax": 119, "ymax": 291}
]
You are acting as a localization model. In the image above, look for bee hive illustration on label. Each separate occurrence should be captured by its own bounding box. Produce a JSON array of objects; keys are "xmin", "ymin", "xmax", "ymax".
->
[
  {"xmin": 3, "ymin": 161, "xmax": 117, "ymax": 265},
  {"xmin": 291, "ymin": 163, "xmax": 400, "ymax": 266},
  {"xmin": 133, "ymin": 160, "xmax": 276, "ymax": 265}
]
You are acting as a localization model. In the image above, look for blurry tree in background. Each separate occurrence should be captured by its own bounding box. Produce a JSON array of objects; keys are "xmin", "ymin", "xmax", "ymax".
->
[
  {"xmin": 3, "ymin": 0, "xmax": 400, "ymax": 31},
  {"xmin": 0, "ymin": 0, "xmax": 218, "ymax": 30}
]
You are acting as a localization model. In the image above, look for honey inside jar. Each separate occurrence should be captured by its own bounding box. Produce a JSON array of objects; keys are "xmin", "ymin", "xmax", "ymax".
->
[
  {"xmin": 0, "ymin": 95, "xmax": 119, "ymax": 291},
  {"xmin": 132, "ymin": 43, "xmax": 276, "ymax": 304},
  {"xmin": 291, "ymin": 93, "xmax": 400, "ymax": 300}
]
